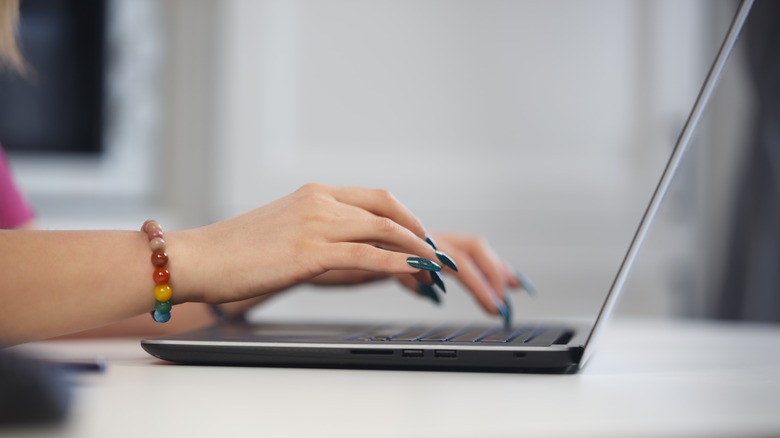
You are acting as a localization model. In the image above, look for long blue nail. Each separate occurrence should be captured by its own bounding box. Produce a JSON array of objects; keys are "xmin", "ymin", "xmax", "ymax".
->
[
  {"xmin": 425, "ymin": 236, "xmax": 437, "ymax": 250},
  {"xmin": 407, "ymin": 257, "xmax": 441, "ymax": 272},
  {"xmin": 514, "ymin": 269, "xmax": 537, "ymax": 296},
  {"xmin": 434, "ymin": 250, "xmax": 458, "ymax": 272},
  {"xmin": 430, "ymin": 271, "xmax": 446, "ymax": 293},
  {"xmin": 418, "ymin": 283, "xmax": 441, "ymax": 305},
  {"xmin": 495, "ymin": 297, "xmax": 511, "ymax": 330},
  {"xmin": 503, "ymin": 293, "xmax": 513, "ymax": 326}
]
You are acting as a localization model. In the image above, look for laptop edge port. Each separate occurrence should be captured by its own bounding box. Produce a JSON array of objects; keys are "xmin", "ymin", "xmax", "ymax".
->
[
  {"xmin": 402, "ymin": 349, "xmax": 424, "ymax": 358},
  {"xmin": 434, "ymin": 349, "xmax": 457, "ymax": 359}
]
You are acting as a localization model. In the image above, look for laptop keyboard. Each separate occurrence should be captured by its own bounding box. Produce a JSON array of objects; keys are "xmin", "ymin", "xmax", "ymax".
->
[{"xmin": 348, "ymin": 325, "xmax": 572, "ymax": 347}]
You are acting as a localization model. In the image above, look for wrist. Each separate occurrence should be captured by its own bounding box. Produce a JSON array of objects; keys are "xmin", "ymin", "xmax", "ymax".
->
[{"xmin": 164, "ymin": 229, "xmax": 209, "ymax": 305}]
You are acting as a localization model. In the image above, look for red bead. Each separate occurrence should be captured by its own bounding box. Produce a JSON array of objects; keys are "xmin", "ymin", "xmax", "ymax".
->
[
  {"xmin": 148, "ymin": 230, "xmax": 164, "ymax": 241},
  {"xmin": 153, "ymin": 268, "xmax": 170, "ymax": 284},
  {"xmin": 151, "ymin": 249, "xmax": 168, "ymax": 267}
]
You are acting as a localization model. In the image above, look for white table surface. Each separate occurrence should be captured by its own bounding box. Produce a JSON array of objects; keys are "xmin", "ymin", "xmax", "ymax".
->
[{"xmin": 8, "ymin": 318, "xmax": 780, "ymax": 438}]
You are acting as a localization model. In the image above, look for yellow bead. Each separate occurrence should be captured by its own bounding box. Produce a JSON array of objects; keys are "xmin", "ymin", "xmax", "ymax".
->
[{"xmin": 154, "ymin": 284, "xmax": 172, "ymax": 302}]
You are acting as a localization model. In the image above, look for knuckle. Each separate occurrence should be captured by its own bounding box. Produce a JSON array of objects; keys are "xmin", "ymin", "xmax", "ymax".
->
[
  {"xmin": 407, "ymin": 216, "xmax": 425, "ymax": 236},
  {"xmin": 466, "ymin": 235, "xmax": 488, "ymax": 251},
  {"xmin": 374, "ymin": 216, "xmax": 399, "ymax": 234},
  {"xmin": 374, "ymin": 188, "xmax": 397, "ymax": 204},
  {"xmin": 360, "ymin": 246, "xmax": 394, "ymax": 270},
  {"xmin": 292, "ymin": 193, "xmax": 335, "ymax": 226},
  {"xmin": 349, "ymin": 244, "xmax": 372, "ymax": 259},
  {"xmin": 342, "ymin": 244, "xmax": 371, "ymax": 266},
  {"xmin": 298, "ymin": 191, "xmax": 331, "ymax": 208},
  {"xmin": 298, "ymin": 182, "xmax": 325, "ymax": 194}
]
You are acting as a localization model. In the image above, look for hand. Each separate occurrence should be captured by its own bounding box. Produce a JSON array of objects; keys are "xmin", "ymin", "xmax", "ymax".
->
[
  {"xmin": 170, "ymin": 183, "xmax": 446, "ymax": 305},
  {"xmin": 404, "ymin": 233, "xmax": 528, "ymax": 324},
  {"xmin": 307, "ymin": 233, "xmax": 529, "ymax": 326}
]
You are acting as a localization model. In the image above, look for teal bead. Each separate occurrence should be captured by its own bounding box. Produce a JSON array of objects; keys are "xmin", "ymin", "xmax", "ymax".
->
[
  {"xmin": 153, "ymin": 310, "xmax": 171, "ymax": 323},
  {"xmin": 155, "ymin": 300, "xmax": 172, "ymax": 314}
]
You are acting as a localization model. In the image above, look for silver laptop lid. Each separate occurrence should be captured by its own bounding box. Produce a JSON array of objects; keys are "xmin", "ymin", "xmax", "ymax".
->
[{"xmin": 580, "ymin": 0, "xmax": 754, "ymax": 367}]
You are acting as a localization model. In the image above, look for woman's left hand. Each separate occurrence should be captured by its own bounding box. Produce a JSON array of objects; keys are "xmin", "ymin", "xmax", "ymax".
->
[{"xmin": 307, "ymin": 232, "xmax": 529, "ymax": 326}]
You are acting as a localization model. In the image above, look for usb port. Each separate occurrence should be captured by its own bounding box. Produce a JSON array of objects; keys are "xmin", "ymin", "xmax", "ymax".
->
[
  {"xmin": 402, "ymin": 349, "xmax": 424, "ymax": 358},
  {"xmin": 434, "ymin": 350, "xmax": 457, "ymax": 358}
]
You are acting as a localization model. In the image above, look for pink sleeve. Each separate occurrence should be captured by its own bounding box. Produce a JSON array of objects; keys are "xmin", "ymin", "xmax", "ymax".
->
[{"xmin": 0, "ymin": 147, "xmax": 36, "ymax": 229}]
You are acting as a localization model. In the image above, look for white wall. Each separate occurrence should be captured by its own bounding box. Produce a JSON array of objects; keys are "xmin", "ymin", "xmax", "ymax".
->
[
  {"xmin": 201, "ymin": 0, "xmax": 716, "ymax": 325},
  {"xmin": 13, "ymin": 0, "xmax": 751, "ymax": 325}
]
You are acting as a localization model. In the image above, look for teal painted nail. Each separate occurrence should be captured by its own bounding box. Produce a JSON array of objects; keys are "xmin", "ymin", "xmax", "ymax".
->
[
  {"xmin": 407, "ymin": 257, "xmax": 441, "ymax": 272},
  {"xmin": 503, "ymin": 293, "xmax": 513, "ymax": 325},
  {"xmin": 435, "ymin": 250, "xmax": 458, "ymax": 272},
  {"xmin": 495, "ymin": 297, "xmax": 511, "ymax": 330},
  {"xmin": 514, "ymin": 269, "xmax": 537, "ymax": 296},
  {"xmin": 425, "ymin": 236, "xmax": 437, "ymax": 250},
  {"xmin": 418, "ymin": 283, "xmax": 441, "ymax": 305},
  {"xmin": 430, "ymin": 271, "xmax": 446, "ymax": 293}
]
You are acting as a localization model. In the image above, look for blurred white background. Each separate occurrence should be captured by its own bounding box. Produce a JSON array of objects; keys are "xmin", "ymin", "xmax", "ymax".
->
[{"xmin": 10, "ymin": 0, "xmax": 753, "ymax": 326}]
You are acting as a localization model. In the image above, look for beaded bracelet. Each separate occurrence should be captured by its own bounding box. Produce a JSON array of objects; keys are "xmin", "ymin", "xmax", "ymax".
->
[{"xmin": 142, "ymin": 219, "xmax": 173, "ymax": 323}]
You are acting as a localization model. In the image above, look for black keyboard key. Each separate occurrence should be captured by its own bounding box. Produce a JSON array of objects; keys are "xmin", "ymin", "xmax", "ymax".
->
[
  {"xmin": 449, "ymin": 327, "xmax": 496, "ymax": 343},
  {"xmin": 347, "ymin": 326, "xmax": 395, "ymax": 341},
  {"xmin": 479, "ymin": 328, "xmax": 517, "ymax": 343},
  {"xmin": 375, "ymin": 327, "xmax": 408, "ymax": 338},
  {"xmin": 507, "ymin": 326, "xmax": 535, "ymax": 343},
  {"xmin": 390, "ymin": 326, "xmax": 432, "ymax": 341},
  {"xmin": 522, "ymin": 328, "xmax": 571, "ymax": 346},
  {"xmin": 477, "ymin": 326, "xmax": 535, "ymax": 343},
  {"xmin": 417, "ymin": 327, "xmax": 461, "ymax": 342}
]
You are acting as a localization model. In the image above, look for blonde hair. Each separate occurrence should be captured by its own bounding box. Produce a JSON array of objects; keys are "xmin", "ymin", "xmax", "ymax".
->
[{"xmin": 0, "ymin": 0, "xmax": 26, "ymax": 73}]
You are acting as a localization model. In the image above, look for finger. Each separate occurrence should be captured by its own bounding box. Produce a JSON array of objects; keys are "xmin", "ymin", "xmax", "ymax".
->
[
  {"xmin": 396, "ymin": 274, "xmax": 420, "ymax": 293},
  {"xmin": 512, "ymin": 268, "xmax": 538, "ymax": 296},
  {"xmin": 411, "ymin": 269, "xmax": 433, "ymax": 285},
  {"xmin": 396, "ymin": 274, "xmax": 442, "ymax": 306},
  {"xmin": 440, "ymin": 236, "xmax": 507, "ymax": 301},
  {"xmin": 309, "ymin": 270, "xmax": 388, "ymax": 286},
  {"xmin": 449, "ymin": 253, "xmax": 500, "ymax": 315},
  {"xmin": 322, "ymin": 185, "xmax": 428, "ymax": 240},
  {"xmin": 504, "ymin": 263, "xmax": 522, "ymax": 289},
  {"xmin": 317, "ymin": 242, "xmax": 432, "ymax": 274},
  {"xmin": 317, "ymin": 201, "xmax": 437, "ymax": 261}
]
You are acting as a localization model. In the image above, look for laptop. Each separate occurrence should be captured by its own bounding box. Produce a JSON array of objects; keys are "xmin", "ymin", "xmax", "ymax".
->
[{"xmin": 142, "ymin": 0, "xmax": 753, "ymax": 373}]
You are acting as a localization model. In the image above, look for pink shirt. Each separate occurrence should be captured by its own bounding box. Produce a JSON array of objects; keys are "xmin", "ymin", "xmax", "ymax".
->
[{"xmin": 0, "ymin": 147, "xmax": 35, "ymax": 228}]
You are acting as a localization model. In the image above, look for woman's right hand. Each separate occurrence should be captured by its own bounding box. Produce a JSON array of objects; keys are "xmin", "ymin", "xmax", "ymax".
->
[{"xmin": 170, "ymin": 183, "xmax": 447, "ymax": 306}]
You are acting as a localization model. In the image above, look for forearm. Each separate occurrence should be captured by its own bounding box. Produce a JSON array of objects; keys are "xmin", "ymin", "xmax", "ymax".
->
[
  {"xmin": 53, "ymin": 303, "xmax": 217, "ymax": 340},
  {"xmin": 0, "ymin": 184, "xmax": 474, "ymax": 344},
  {"xmin": 0, "ymin": 229, "xmax": 202, "ymax": 345}
]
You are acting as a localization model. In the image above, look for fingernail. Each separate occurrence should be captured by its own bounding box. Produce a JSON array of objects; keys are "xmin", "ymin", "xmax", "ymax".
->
[
  {"xmin": 434, "ymin": 250, "xmax": 458, "ymax": 272},
  {"xmin": 514, "ymin": 269, "xmax": 537, "ymax": 296},
  {"xmin": 425, "ymin": 236, "xmax": 437, "ymax": 250},
  {"xmin": 495, "ymin": 296, "xmax": 511, "ymax": 330},
  {"xmin": 407, "ymin": 257, "xmax": 442, "ymax": 272},
  {"xmin": 418, "ymin": 283, "xmax": 441, "ymax": 305},
  {"xmin": 430, "ymin": 271, "xmax": 446, "ymax": 293}
]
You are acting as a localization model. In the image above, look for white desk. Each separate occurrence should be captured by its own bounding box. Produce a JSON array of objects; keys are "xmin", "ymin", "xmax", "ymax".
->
[{"xmin": 10, "ymin": 318, "xmax": 780, "ymax": 438}]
